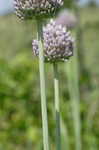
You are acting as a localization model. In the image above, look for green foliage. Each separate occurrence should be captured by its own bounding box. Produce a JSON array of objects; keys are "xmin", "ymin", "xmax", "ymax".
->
[{"xmin": 0, "ymin": 6, "xmax": 99, "ymax": 150}]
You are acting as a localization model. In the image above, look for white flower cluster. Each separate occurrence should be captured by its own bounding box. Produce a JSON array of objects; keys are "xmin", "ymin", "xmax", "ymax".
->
[
  {"xmin": 14, "ymin": 0, "xmax": 63, "ymax": 19},
  {"xmin": 32, "ymin": 20, "xmax": 74, "ymax": 62}
]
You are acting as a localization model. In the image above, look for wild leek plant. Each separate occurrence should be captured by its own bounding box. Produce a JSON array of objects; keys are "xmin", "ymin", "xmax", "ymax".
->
[
  {"xmin": 56, "ymin": 7, "xmax": 82, "ymax": 150},
  {"xmin": 14, "ymin": 0, "xmax": 74, "ymax": 150},
  {"xmin": 14, "ymin": 0, "xmax": 63, "ymax": 150},
  {"xmin": 55, "ymin": 9, "xmax": 77, "ymax": 29},
  {"xmin": 33, "ymin": 19, "xmax": 74, "ymax": 150},
  {"xmin": 65, "ymin": 1, "xmax": 82, "ymax": 150}
]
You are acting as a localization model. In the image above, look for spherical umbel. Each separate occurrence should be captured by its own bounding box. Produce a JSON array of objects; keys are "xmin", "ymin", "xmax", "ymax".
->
[
  {"xmin": 32, "ymin": 20, "xmax": 74, "ymax": 63},
  {"xmin": 55, "ymin": 9, "xmax": 77, "ymax": 29},
  {"xmin": 14, "ymin": 0, "xmax": 63, "ymax": 19}
]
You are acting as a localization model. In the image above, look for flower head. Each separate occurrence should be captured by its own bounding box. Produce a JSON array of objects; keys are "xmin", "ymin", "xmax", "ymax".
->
[
  {"xmin": 32, "ymin": 20, "xmax": 74, "ymax": 62},
  {"xmin": 55, "ymin": 10, "xmax": 77, "ymax": 29},
  {"xmin": 14, "ymin": 0, "xmax": 63, "ymax": 19}
]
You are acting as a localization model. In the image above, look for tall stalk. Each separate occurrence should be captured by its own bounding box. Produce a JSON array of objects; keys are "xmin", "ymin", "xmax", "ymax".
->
[
  {"xmin": 53, "ymin": 63, "xmax": 61, "ymax": 150},
  {"xmin": 61, "ymin": 118, "xmax": 70, "ymax": 150},
  {"xmin": 74, "ymin": 0, "xmax": 89, "ymax": 99},
  {"xmin": 74, "ymin": 1, "xmax": 95, "ymax": 149},
  {"xmin": 65, "ymin": 0, "xmax": 82, "ymax": 149},
  {"xmin": 37, "ymin": 20, "xmax": 50, "ymax": 150},
  {"xmin": 66, "ymin": 55, "xmax": 81, "ymax": 150}
]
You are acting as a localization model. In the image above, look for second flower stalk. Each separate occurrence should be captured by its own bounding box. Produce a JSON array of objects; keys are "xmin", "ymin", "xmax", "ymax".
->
[{"xmin": 32, "ymin": 19, "xmax": 74, "ymax": 150}]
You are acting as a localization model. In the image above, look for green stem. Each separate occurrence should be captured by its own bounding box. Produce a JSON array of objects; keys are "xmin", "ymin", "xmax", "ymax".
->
[
  {"xmin": 66, "ymin": 56, "xmax": 81, "ymax": 150},
  {"xmin": 61, "ymin": 118, "xmax": 70, "ymax": 150},
  {"xmin": 53, "ymin": 63, "xmax": 61, "ymax": 150},
  {"xmin": 65, "ymin": 1, "xmax": 82, "ymax": 150},
  {"xmin": 37, "ymin": 21, "xmax": 50, "ymax": 150}
]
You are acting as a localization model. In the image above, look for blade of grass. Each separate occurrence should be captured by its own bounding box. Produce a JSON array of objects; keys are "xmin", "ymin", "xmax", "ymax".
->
[{"xmin": 53, "ymin": 63, "xmax": 61, "ymax": 150}]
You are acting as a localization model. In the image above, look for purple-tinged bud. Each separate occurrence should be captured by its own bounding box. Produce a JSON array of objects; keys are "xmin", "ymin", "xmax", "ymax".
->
[{"xmin": 55, "ymin": 10, "xmax": 77, "ymax": 29}]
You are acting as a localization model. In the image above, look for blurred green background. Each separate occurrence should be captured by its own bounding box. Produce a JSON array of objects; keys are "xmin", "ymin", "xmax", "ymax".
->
[{"xmin": 0, "ymin": 0, "xmax": 99, "ymax": 150}]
